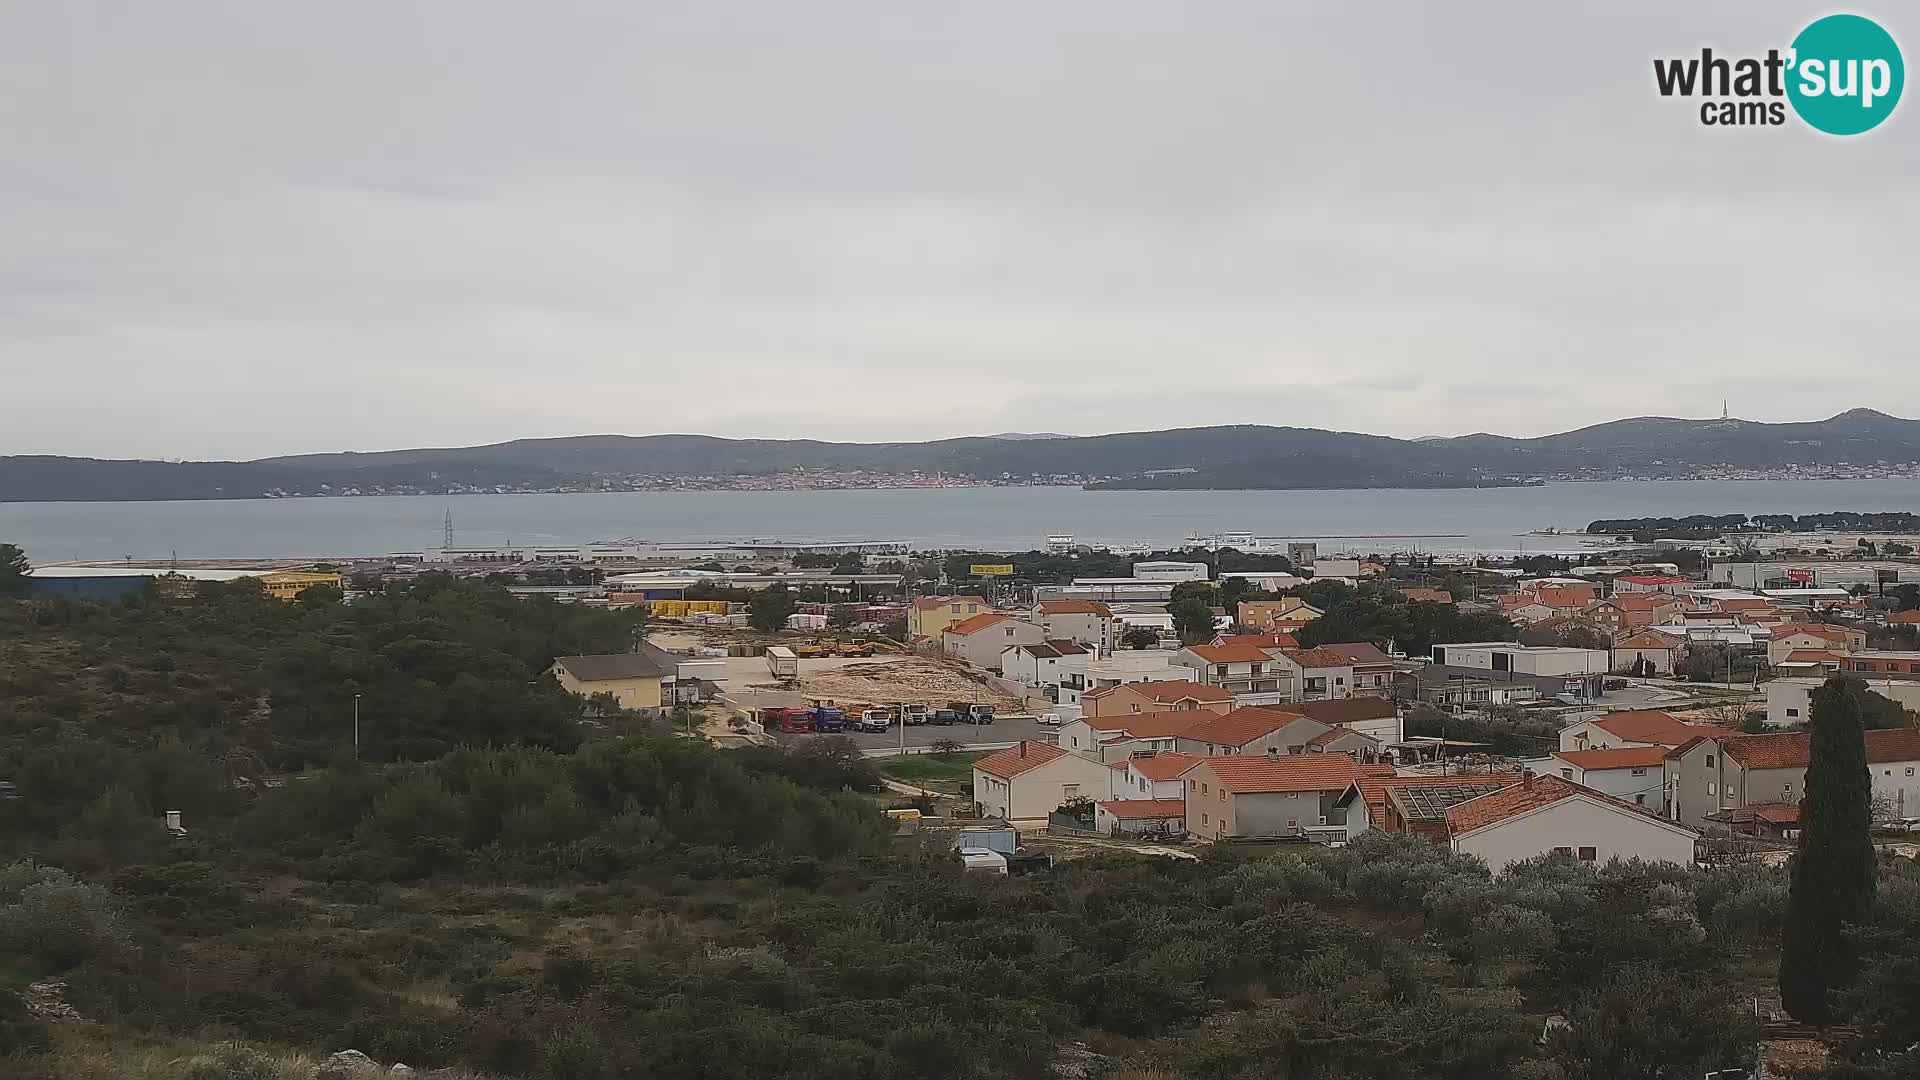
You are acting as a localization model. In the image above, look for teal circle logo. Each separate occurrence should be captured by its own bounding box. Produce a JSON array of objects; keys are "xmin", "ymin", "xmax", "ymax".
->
[{"xmin": 1787, "ymin": 14, "xmax": 1904, "ymax": 135}]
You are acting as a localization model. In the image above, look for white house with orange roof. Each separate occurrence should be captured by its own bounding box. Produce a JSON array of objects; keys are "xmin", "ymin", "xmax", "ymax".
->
[
  {"xmin": 1081, "ymin": 678, "xmax": 1233, "ymax": 718},
  {"xmin": 1030, "ymin": 599, "xmax": 1117, "ymax": 654},
  {"xmin": 1611, "ymin": 628, "xmax": 1687, "ymax": 676},
  {"xmin": 1106, "ymin": 750, "xmax": 1202, "ymax": 801},
  {"xmin": 1444, "ymin": 774, "xmax": 1698, "ymax": 873},
  {"xmin": 942, "ymin": 612, "xmax": 1045, "ymax": 672},
  {"xmin": 1528, "ymin": 746, "xmax": 1670, "ymax": 806},
  {"xmin": 1766, "ymin": 622, "xmax": 1867, "ymax": 665},
  {"xmin": 1557, "ymin": 709, "xmax": 1733, "ymax": 753},
  {"xmin": 971, "ymin": 740, "xmax": 1114, "ymax": 824},
  {"xmin": 1174, "ymin": 707, "xmax": 1332, "ymax": 758},
  {"xmin": 1613, "ymin": 574, "xmax": 1694, "ymax": 597},
  {"xmin": 1059, "ymin": 708, "xmax": 1218, "ymax": 762},
  {"xmin": 1174, "ymin": 643, "xmax": 1302, "ymax": 705},
  {"xmin": 1180, "ymin": 755, "xmax": 1381, "ymax": 842}
]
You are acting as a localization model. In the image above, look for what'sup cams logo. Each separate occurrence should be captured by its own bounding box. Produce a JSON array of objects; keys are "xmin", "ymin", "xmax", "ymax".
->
[{"xmin": 1654, "ymin": 13, "xmax": 1903, "ymax": 134}]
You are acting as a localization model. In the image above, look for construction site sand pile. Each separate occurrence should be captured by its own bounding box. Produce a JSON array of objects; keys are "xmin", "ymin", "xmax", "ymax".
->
[{"xmin": 798, "ymin": 660, "xmax": 1022, "ymax": 709}]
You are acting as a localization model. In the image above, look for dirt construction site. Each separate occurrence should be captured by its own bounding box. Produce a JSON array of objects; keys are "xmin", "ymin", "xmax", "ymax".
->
[{"xmin": 649, "ymin": 630, "xmax": 1024, "ymax": 712}]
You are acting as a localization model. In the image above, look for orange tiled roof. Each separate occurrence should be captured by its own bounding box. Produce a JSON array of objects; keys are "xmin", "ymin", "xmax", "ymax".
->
[
  {"xmin": 1724, "ymin": 727, "xmax": 1920, "ymax": 770},
  {"xmin": 1089, "ymin": 709, "xmax": 1219, "ymax": 740},
  {"xmin": 1553, "ymin": 746, "xmax": 1670, "ymax": 771},
  {"xmin": 1615, "ymin": 629, "xmax": 1684, "ymax": 648},
  {"xmin": 1216, "ymin": 632, "xmax": 1301, "ymax": 649},
  {"xmin": 944, "ymin": 612, "xmax": 1010, "ymax": 636},
  {"xmin": 973, "ymin": 740, "xmax": 1069, "ymax": 779},
  {"xmin": 1347, "ymin": 771, "xmax": 1521, "ymax": 826},
  {"xmin": 1888, "ymin": 610, "xmax": 1920, "ymax": 625},
  {"xmin": 1773, "ymin": 623, "xmax": 1852, "ymax": 642},
  {"xmin": 1111, "ymin": 751, "xmax": 1202, "ymax": 781},
  {"xmin": 1290, "ymin": 646, "xmax": 1359, "ymax": 668},
  {"xmin": 1589, "ymin": 710, "xmax": 1732, "ymax": 747},
  {"xmin": 1192, "ymin": 754, "xmax": 1370, "ymax": 794},
  {"xmin": 1312, "ymin": 642, "xmax": 1395, "ymax": 666},
  {"xmin": 1185, "ymin": 643, "xmax": 1277, "ymax": 664},
  {"xmin": 1098, "ymin": 679, "xmax": 1234, "ymax": 704},
  {"xmin": 1444, "ymin": 774, "xmax": 1675, "ymax": 835},
  {"xmin": 1610, "ymin": 593, "xmax": 1676, "ymax": 611},
  {"xmin": 1096, "ymin": 798, "xmax": 1188, "ymax": 820},
  {"xmin": 1781, "ymin": 649, "xmax": 1844, "ymax": 664},
  {"xmin": 1270, "ymin": 697, "xmax": 1398, "ymax": 726},
  {"xmin": 1036, "ymin": 599, "xmax": 1114, "ymax": 616},
  {"xmin": 1180, "ymin": 706, "xmax": 1313, "ymax": 748}
]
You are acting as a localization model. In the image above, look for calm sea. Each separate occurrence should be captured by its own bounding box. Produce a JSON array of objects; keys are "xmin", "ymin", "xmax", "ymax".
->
[{"xmin": 6, "ymin": 480, "xmax": 1920, "ymax": 563}]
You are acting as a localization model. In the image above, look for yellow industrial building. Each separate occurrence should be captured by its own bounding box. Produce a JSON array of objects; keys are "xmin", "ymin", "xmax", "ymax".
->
[{"xmin": 259, "ymin": 570, "xmax": 344, "ymax": 602}]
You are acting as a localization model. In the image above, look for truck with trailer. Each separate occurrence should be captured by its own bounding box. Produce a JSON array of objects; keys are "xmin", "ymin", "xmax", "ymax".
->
[
  {"xmin": 809, "ymin": 706, "xmax": 849, "ymax": 733},
  {"xmin": 765, "ymin": 646, "xmax": 799, "ymax": 680}
]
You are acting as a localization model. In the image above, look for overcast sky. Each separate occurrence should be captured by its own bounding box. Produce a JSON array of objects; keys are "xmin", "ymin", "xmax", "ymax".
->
[{"xmin": 2, "ymin": 2, "xmax": 1914, "ymax": 459}]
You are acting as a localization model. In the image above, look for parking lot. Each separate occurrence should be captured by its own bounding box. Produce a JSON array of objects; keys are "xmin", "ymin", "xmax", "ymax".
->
[{"xmin": 774, "ymin": 714, "xmax": 1058, "ymax": 751}]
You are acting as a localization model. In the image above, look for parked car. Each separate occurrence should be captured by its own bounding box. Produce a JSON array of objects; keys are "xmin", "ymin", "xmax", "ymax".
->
[{"xmin": 856, "ymin": 709, "xmax": 892, "ymax": 733}]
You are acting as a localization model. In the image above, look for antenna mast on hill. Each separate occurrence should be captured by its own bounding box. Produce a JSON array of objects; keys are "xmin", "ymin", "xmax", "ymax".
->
[
  {"xmin": 443, "ymin": 509, "xmax": 455, "ymax": 550},
  {"xmin": 1722, "ymin": 398, "xmax": 1730, "ymax": 421}
]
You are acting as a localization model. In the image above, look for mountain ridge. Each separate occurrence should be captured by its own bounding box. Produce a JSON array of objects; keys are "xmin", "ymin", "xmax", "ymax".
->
[{"xmin": 3, "ymin": 410, "xmax": 1916, "ymax": 502}]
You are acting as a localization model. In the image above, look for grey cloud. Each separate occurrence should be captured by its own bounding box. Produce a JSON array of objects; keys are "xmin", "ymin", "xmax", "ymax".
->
[{"xmin": 1, "ymin": 1, "xmax": 1915, "ymax": 458}]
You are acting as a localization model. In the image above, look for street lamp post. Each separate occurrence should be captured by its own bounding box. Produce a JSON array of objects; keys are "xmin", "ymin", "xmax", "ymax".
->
[{"xmin": 352, "ymin": 693, "xmax": 362, "ymax": 757}]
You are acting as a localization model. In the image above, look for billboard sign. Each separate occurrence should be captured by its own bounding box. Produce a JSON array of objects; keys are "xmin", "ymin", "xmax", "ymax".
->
[
  {"xmin": 970, "ymin": 564, "xmax": 1014, "ymax": 577},
  {"xmin": 1786, "ymin": 567, "xmax": 1813, "ymax": 584}
]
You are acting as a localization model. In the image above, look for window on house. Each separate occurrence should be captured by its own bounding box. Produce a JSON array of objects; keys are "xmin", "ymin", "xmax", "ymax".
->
[
  {"xmin": 1560, "ymin": 769, "xmax": 1573, "ymax": 780},
  {"xmin": 1631, "ymin": 768, "xmax": 1646, "ymax": 776},
  {"xmin": 1908, "ymin": 768, "xmax": 1916, "ymax": 777},
  {"xmin": 1286, "ymin": 819, "xmax": 1298, "ymax": 829},
  {"xmin": 1268, "ymin": 746, "xmax": 1279, "ymax": 755},
  {"xmin": 1063, "ymin": 785, "xmax": 1079, "ymax": 799},
  {"xmin": 1578, "ymin": 846, "xmax": 1597, "ymax": 862},
  {"xmin": 1706, "ymin": 754, "xmax": 1715, "ymax": 767},
  {"xmin": 1635, "ymin": 794, "xmax": 1646, "ymax": 805},
  {"xmin": 1218, "ymin": 790, "xmax": 1225, "ymax": 802},
  {"xmin": 1201, "ymin": 813, "xmax": 1208, "ymax": 825},
  {"xmin": 1552, "ymin": 846, "xmax": 1572, "ymax": 856},
  {"xmin": 1707, "ymin": 782, "xmax": 1716, "ymax": 796},
  {"xmin": 1201, "ymin": 783, "xmax": 1209, "ymax": 795},
  {"xmin": 1786, "ymin": 708, "xmax": 1799, "ymax": 717}
]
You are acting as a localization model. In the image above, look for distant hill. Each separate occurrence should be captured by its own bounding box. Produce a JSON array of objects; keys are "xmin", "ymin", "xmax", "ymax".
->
[{"xmin": 4, "ymin": 409, "xmax": 1918, "ymax": 501}]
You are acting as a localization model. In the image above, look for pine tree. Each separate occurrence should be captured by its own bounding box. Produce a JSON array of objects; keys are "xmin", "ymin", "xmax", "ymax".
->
[{"xmin": 1779, "ymin": 675, "xmax": 1878, "ymax": 1024}]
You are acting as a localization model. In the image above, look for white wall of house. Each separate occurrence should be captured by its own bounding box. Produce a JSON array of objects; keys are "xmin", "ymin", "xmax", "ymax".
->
[
  {"xmin": 1545, "ymin": 762, "xmax": 1662, "ymax": 808},
  {"xmin": 945, "ymin": 619, "xmax": 1045, "ymax": 671},
  {"xmin": 1767, "ymin": 677, "xmax": 1920, "ymax": 728},
  {"xmin": 1036, "ymin": 611, "xmax": 1115, "ymax": 654},
  {"xmin": 972, "ymin": 754, "xmax": 1115, "ymax": 821},
  {"xmin": 1453, "ymin": 795, "xmax": 1696, "ymax": 874},
  {"xmin": 1108, "ymin": 763, "xmax": 1185, "ymax": 801},
  {"xmin": 1612, "ymin": 645, "xmax": 1679, "ymax": 675},
  {"xmin": 1176, "ymin": 716, "xmax": 1330, "ymax": 758},
  {"xmin": 1000, "ymin": 645, "xmax": 1088, "ymax": 689},
  {"xmin": 1094, "ymin": 805, "xmax": 1187, "ymax": 835}
]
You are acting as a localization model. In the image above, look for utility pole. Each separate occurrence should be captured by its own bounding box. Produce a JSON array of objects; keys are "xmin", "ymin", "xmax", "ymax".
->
[{"xmin": 352, "ymin": 693, "xmax": 362, "ymax": 757}]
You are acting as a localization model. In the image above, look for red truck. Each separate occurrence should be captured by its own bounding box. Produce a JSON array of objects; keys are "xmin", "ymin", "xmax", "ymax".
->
[{"xmin": 763, "ymin": 707, "xmax": 813, "ymax": 734}]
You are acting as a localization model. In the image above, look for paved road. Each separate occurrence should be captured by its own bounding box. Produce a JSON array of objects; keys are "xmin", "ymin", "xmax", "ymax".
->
[{"xmin": 776, "ymin": 714, "xmax": 1057, "ymax": 751}]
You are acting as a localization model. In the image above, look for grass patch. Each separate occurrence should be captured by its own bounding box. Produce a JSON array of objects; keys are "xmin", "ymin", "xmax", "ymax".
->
[{"xmin": 878, "ymin": 751, "xmax": 986, "ymax": 787}]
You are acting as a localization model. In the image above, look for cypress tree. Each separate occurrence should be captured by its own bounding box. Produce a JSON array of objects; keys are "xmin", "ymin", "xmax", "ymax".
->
[{"xmin": 1778, "ymin": 675, "xmax": 1878, "ymax": 1024}]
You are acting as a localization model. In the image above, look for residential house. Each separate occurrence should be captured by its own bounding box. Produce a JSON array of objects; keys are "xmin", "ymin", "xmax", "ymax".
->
[
  {"xmin": 1310, "ymin": 642, "xmax": 1397, "ymax": 696},
  {"xmin": 1272, "ymin": 696, "xmax": 1404, "ymax": 744},
  {"xmin": 1093, "ymin": 798, "xmax": 1188, "ymax": 836},
  {"xmin": 971, "ymin": 740, "xmax": 1114, "ymax": 824},
  {"xmin": 1174, "ymin": 706, "xmax": 1331, "ymax": 757},
  {"xmin": 1336, "ymin": 771, "xmax": 1521, "ymax": 842},
  {"xmin": 1764, "ymin": 675, "xmax": 1920, "ymax": 728},
  {"xmin": 1558, "ymin": 710, "xmax": 1732, "ymax": 753},
  {"xmin": 1106, "ymin": 750, "xmax": 1202, "ymax": 800},
  {"xmin": 1839, "ymin": 650, "xmax": 1920, "ymax": 678},
  {"xmin": 908, "ymin": 594, "xmax": 990, "ymax": 640},
  {"xmin": 1211, "ymin": 631, "xmax": 1300, "ymax": 650},
  {"xmin": 1888, "ymin": 610, "xmax": 1920, "ymax": 627},
  {"xmin": 1174, "ymin": 644, "xmax": 1301, "ymax": 706},
  {"xmin": 1059, "ymin": 709, "xmax": 1220, "ymax": 762},
  {"xmin": 1237, "ymin": 598, "xmax": 1324, "ymax": 632},
  {"xmin": 1664, "ymin": 727, "xmax": 1920, "ymax": 829},
  {"xmin": 1181, "ymin": 755, "xmax": 1379, "ymax": 842},
  {"xmin": 1612, "ymin": 629, "xmax": 1687, "ymax": 676},
  {"xmin": 1306, "ymin": 726, "xmax": 1385, "ymax": 761},
  {"xmin": 1081, "ymin": 678, "xmax": 1233, "ymax": 718},
  {"xmin": 1585, "ymin": 593, "xmax": 1680, "ymax": 635},
  {"xmin": 1064, "ymin": 649, "xmax": 1188, "ymax": 705},
  {"xmin": 1445, "ymin": 774, "xmax": 1698, "ymax": 873},
  {"xmin": 551, "ymin": 652, "xmax": 672, "ymax": 714},
  {"xmin": 1031, "ymin": 599, "xmax": 1117, "ymax": 655},
  {"xmin": 1400, "ymin": 587, "xmax": 1455, "ymax": 605},
  {"xmin": 1287, "ymin": 646, "xmax": 1358, "ymax": 701},
  {"xmin": 1000, "ymin": 639, "xmax": 1089, "ymax": 690},
  {"xmin": 1767, "ymin": 623, "xmax": 1867, "ymax": 664},
  {"xmin": 1397, "ymin": 666, "xmax": 1541, "ymax": 711},
  {"xmin": 1775, "ymin": 650, "xmax": 1845, "ymax": 677},
  {"xmin": 1533, "ymin": 746, "xmax": 1667, "ymax": 808},
  {"xmin": 1613, "ymin": 574, "xmax": 1694, "ymax": 596},
  {"xmin": 943, "ymin": 613, "xmax": 1045, "ymax": 672},
  {"xmin": 1498, "ymin": 583, "xmax": 1600, "ymax": 625}
]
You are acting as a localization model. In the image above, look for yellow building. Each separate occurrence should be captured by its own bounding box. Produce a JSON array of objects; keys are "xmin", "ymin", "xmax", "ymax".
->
[
  {"xmin": 908, "ymin": 594, "xmax": 991, "ymax": 640},
  {"xmin": 551, "ymin": 652, "xmax": 672, "ymax": 714},
  {"xmin": 259, "ymin": 570, "xmax": 344, "ymax": 602}
]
